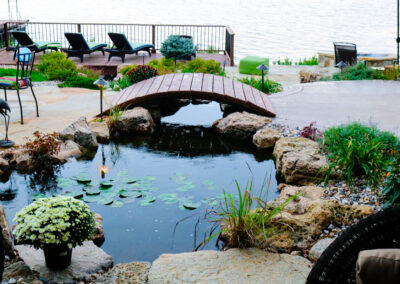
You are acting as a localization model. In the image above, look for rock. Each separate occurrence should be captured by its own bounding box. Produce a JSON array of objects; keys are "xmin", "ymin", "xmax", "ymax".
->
[
  {"xmin": 3, "ymin": 148, "xmax": 35, "ymax": 173},
  {"xmin": 95, "ymin": 262, "xmax": 151, "ymax": 284},
  {"xmin": 92, "ymin": 213, "xmax": 105, "ymax": 247},
  {"xmin": 191, "ymin": 99, "xmax": 211, "ymax": 105},
  {"xmin": 88, "ymin": 121, "xmax": 110, "ymax": 143},
  {"xmin": 309, "ymin": 238, "xmax": 335, "ymax": 261},
  {"xmin": 15, "ymin": 241, "xmax": 113, "ymax": 283},
  {"xmin": 148, "ymin": 248, "xmax": 311, "ymax": 284},
  {"xmin": 113, "ymin": 107, "xmax": 155, "ymax": 135},
  {"xmin": 0, "ymin": 205, "xmax": 15, "ymax": 258},
  {"xmin": 59, "ymin": 117, "xmax": 98, "ymax": 150},
  {"xmin": 299, "ymin": 70, "xmax": 322, "ymax": 83},
  {"xmin": 2, "ymin": 262, "xmax": 38, "ymax": 283},
  {"xmin": 273, "ymin": 137, "xmax": 329, "ymax": 185},
  {"xmin": 213, "ymin": 111, "xmax": 271, "ymax": 140},
  {"xmin": 54, "ymin": 140, "xmax": 82, "ymax": 162},
  {"xmin": 7, "ymin": 279, "xmax": 16, "ymax": 284},
  {"xmin": 253, "ymin": 127, "xmax": 281, "ymax": 149}
]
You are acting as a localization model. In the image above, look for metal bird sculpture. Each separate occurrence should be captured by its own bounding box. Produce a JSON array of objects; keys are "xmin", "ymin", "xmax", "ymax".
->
[{"xmin": 0, "ymin": 99, "xmax": 14, "ymax": 147}]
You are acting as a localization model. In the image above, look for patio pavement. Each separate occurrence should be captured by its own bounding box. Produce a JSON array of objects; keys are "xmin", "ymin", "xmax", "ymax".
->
[{"xmin": 269, "ymin": 80, "xmax": 400, "ymax": 136}]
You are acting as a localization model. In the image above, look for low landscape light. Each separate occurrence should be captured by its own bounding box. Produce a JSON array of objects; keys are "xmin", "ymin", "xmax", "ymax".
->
[
  {"xmin": 256, "ymin": 64, "xmax": 269, "ymax": 93},
  {"xmin": 93, "ymin": 77, "xmax": 108, "ymax": 119},
  {"xmin": 139, "ymin": 52, "xmax": 147, "ymax": 65},
  {"xmin": 0, "ymin": 99, "xmax": 14, "ymax": 148},
  {"xmin": 335, "ymin": 61, "xmax": 347, "ymax": 74}
]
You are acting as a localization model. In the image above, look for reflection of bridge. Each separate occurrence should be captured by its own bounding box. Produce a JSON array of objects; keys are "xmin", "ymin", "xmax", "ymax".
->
[{"xmin": 107, "ymin": 73, "xmax": 276, "ymax": 117}]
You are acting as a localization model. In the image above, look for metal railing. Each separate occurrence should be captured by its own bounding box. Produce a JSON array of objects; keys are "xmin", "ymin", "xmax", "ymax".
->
[{"xmin": 1, "ymin": 21, "xmax": 235, "ymax": 65}]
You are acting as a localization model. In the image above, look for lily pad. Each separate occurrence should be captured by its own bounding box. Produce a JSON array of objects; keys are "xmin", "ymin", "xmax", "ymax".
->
[
  {"xmin": 122, "ymin": 177, "xmax": 137, "ymax": 184},
  {"xmin": 76, "ymin": 176, "xmax": 92, "ymax": 184},
  {"xmin": 140, "ymin": 194, "xmax": 156, "ymax": 206},
  {"xmin": 143, "ymin": 175, "xmax": 156, "ymax": 181},
  {"xmin": 201, "ymin": 197, "xmax": 220, "ymax": 207},
  {"xmin": 85, "ymin": 188, "xmax": 100, "ymax": 195},
  {"xmin": 183, "ymin": 202, "xmax": 201, "ymax": 210},
  {"xmin": 119, "ymin": 190, "xmax": 142, "ymax": 198},
  {"xmin": 83, "ymin": 194, "xmax": 102, "ymax": 203},
  {"xmin": 57, "ymin": 178, "xmax": 75, "ymax": 188},
  {"xmin": 97, "ymin": 197, "xmax": 114, "ymax": 205},
  {"xmin": 111, "ymin": 200, "xmax": 124, "ymax": 208},
  {"xmin": 158, "ymin": 193, "xmax": 178, "ymax": 204},
  {"xmin": 64, "ymin": 191, "xmax": 84, "ymax": 199},
  {"xmin": 102, "ymin": 191, "xmax": 118, "ymax": 199},
  {"xmin": 100, "ymin": 181, "xmax": 113, "ymax": 188},
  {"xmin": 32, "ymin": 193, "xmax": 46, "ymax": 201}
]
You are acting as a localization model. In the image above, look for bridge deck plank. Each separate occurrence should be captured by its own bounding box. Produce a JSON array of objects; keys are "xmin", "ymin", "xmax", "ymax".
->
[
  {"xmin": 191, "ymin": 73, "xmax": 203, "ymax": 92},
  {"xmin": 202, "ymin": 74, "xmax": 214, "ymax": 93},
  {"xmin": 158, "ymin": 73, "xmax": 175, "ymax": 93},
  {"xmin": 180, "ymin": 73, "xmax": 193, "ymax": 91},
  {"xmin": 169, "ymin": 73, "xmax": 184, "ymax": 92},
  {"xmin": 147, "ymin": 75, "xmax": 165, "ymax": 95}
]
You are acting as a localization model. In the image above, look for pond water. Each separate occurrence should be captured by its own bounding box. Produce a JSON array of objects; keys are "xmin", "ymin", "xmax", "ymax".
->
[
  {"xmin": 0, "ymin": 103, "xmax": 279, "ymax": 263},
  {"xmin": 1, "ymin": 0, "xmax": 396, "ymax": 61}
]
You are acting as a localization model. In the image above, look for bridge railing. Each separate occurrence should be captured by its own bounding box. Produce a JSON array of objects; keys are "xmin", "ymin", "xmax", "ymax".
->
[{"xmin": 1, "ymin": 21, "xmax": 235, "ymax": 65}]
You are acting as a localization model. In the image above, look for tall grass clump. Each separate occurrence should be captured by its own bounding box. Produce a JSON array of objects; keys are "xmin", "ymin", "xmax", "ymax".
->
[
  {"xmin": 238, "ymin": 77, "xmax": 282, "ymax": 94},
  {"xmin": 296, "ymin": 56, "xmax": 318, "ymax": 66},
  {"xmin": 320, "ymin": 123, "xmax": 399, "ymax": 188}
]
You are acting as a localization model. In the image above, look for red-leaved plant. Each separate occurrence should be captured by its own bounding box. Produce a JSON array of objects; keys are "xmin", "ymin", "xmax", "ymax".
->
[
  {"xmin": 300, "ymin": 122, "xmax": 323, "ymax": 141},
  {"xmin": 126, "ymin": 65, "xmax": 158, "ymax": 85}
]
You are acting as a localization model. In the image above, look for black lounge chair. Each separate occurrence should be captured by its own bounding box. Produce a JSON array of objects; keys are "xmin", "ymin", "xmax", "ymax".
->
[
  {"xmin": 11, "ymin": 31, "xmax": 55, "ymax": 60},
  {"xmin": 106, "ymin": 33, "xmax": 155, "ymax": 63},
  {"xmin": 307, "ymin": 205, "xmax": 400, "ymax": 284},
  {"xmin": 334, "ymin": 42, "xmax": 357, "ymax": 66},
  {"xmin": 63, "ymin": 33, "xmax": 107, "ymax": 62}
]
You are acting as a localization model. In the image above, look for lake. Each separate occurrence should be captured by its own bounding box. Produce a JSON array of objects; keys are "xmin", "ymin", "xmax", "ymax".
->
[{"xmin": 1, "ymin": 0, "xmax": 397, "ymax": 61}]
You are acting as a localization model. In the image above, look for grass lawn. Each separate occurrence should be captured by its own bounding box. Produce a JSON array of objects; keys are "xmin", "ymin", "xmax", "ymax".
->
[{"xmin": 0, "ymin": 68, "xmax": 48, "ymax": 82}]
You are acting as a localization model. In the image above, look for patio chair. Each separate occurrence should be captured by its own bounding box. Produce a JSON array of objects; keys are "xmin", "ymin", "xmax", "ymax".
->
[
  {"xmin": 306, "ymin": 205, "xmax": 400, "ymax": 284},
  {"xmin": 0, "ymin": 47, "xmax": 39, "ymax": 125},
  {"xmin": 106, "ymin": 32, "xmax": 155, "ymax": 63},
  {"xmin": 333, "ymin": 42, "xmax": 357, "ymax": 66},
  {"xmin": 63, "ymin": 33, "xmax": 107, "ymax": 62},
  {"xmin": 11, "ymin": 31, "xmax": 56, "ymax": 60}
]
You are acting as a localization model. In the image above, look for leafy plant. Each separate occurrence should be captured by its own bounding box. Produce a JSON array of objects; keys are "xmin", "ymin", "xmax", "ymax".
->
[
  {"xmin": 37, "ymin": 52, "xmax": 77, "ymax": 81},
  {"xmin": 321, "ymin": 123, "xmax": 399, "ymax": 187},
  {"xmin": 181, "ymin": 58, "xmax": 224, "ymax": 75},
  {"xmin": 126, "ymin": 65, "xmax": 158, "ymax": 85},
  {"xmin": 148, "ymin": 57, "xmax": 177, "ymax": 75},
  {"xmin": 300, "ymin": 122, "xmax": 322, "ymax": 141},
  {"xmin": 238, "ymin": 77, "xmax": 282, "ymax": 94},
  {"xmin": 383, "ymin": 64, "xmax": 400, "ymax": 81},
  {"xmin": 324, "ymin": 63, "xmax": 385, "ymax": 81},
  {"xmin": 382, "ymin": 155, "xmax": 400, "ymax": 206},
  {"xmin": 160, "ymin": 35, "xmax": 195, "ymax": 66},
  {"xmin": 106, "ymin": 104, "xmax": 127, "ymax": 136},
  {"xmin": 0, "ymin": 68, "xmax": 47, "ymax": 82},
  {"xmin": 109, "ymin": 77, "xmax": 131, "ymax": 91},
  {"xmin": 120, "ymin": 65, "xmax": 138, "ymax": 76},
  {"xmin": 77, "ymin": 67, "xmax": 101, "ymax": 80},
  {"xmin": 25, "ymin": 131, "xmax": 62, "ymax": 162},
  {"xmin": 13, "ymin": 196, "xmax": 95, "ymax": 249},
  {"xmin": 296, "ymin": 56, "xmax": 318, "ymax": 66},
  {"xmin": 58, "ymin": 76, "xmax": 98, "ymax": 89},
  {"xmin": 273, "ymin": 57, "xmax": 292, "ymax": 65}
]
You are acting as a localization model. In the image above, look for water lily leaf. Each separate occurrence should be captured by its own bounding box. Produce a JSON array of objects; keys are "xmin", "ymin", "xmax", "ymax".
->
[
  {"xmin": 140, "ymin": 194, "xmax": 156, "ymax": 206},
  {"xmin": 183, "ymin": 202, "xmax": 201, "ymax": 210},
  {"xmin": 64, "ymin": 191, "xmax": 84, "ymax": 199},
  {"xmin": 83, "ymin": 194, "xmax": 102, "ymax": 203},
  {"xmin": 32, "ymin": 193, "xmax": 46, "ymax": 201},
  {"xmin": 102, "ymin": 191, "xmax": 118, "ymax": 199},
  {"xmin": 57, "ymin": 178, "xmax": 75, "ymax": 188},
  {"xmin": 119, "ymin": 190, "xmax": 142, "ymax": 198},
  {"xmin": 117, "ymin": 170, "xmax": 129, "ymax": 177},
  {"xmin": 143, "ymin": 175, "xmax": 156, "ymax": 181},
  {"xmin": 176, "ymin": 182, "xmax": 195, "ymax": 192},
  {"xmin": 201, "ymin": 197, "xmax": 220, "ymax": 207},
  {"xmin": 111, "ymin": 200, "xmax": 124, "ymax": 208},
  {"xmin": 123, "ymin": 197, "xmax": 137, "ymax": 204},
  {"xmin": 86, "ymin": 188, "xmax": 100, "ymax": 195},
  {"xmin": 76, "ymin": 176, "xmax": 92, "ymax": 184},
  {"xmin": 122, "ymin": 177, "xmax": 137, "ymax": 184},
  {"xmin": 158, "ymin": 193, "xmax": 178, "ymax": 204},
  {"xmin": 97, "ymin": 197, "xmax": 114, "ymax": 205},
  {"xmin": 100, "ymin": 181, "xmax": 113, "ymax": 188},
  {"xmin": 203, "ymin": 180, "xmax": 216, "ymax": 190}
]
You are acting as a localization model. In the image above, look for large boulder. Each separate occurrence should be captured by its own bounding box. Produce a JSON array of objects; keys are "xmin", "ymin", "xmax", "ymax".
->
[
  {"xmin": 94, "ymin": 262, "xmax": 151, "ymax": 283},
  {"xmin": 0, "ymin": 157, "xmax": 9, "ymax": 178},
  {"xmin": 2, "ymin": 147, "xmax": 35, "ymax": 173},
  {"xmin": 16, "ymin": 241, "xmax": 113, "ymax": 283},
  {"xmin": 54, "ymin": 140, "xmax": 82, "ymax": 162},
  {"xmin": 0, "ymin": 205, "xmax": 15, "ymax": 258},
  {"xmin": 113, "ymin": 107, "xmax": 155, "ymax": 135},
  {"xmin": 148, "ymin": 248, "xmax": 311, "ymax": 284},
  {"xmin": 92, "ymin": 213, "xmax": 105, "ymax": 246},
  {"xmin": 213, "ymin": 111, "xmax": 271, "ymax": 140},
  {"xmin": 88, "ymin": 121, "xmax": 110, "ymax": 143},
  {"xmin": 273, "ymin": 137, "xmax": 329, "ymax": 185},
  {"xmin": 253, "ymin": 127, "xmax": 281, "ymax": 149},
  {"xmin": 59, "ymin": 117, "xmax": 98, "ymax": 150},
  {"xmin": 309, "ymin": 238, "xmax": 335, "ymax": 262}
]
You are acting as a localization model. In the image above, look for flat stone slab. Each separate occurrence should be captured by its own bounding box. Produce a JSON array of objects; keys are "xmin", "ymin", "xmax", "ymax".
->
[
  {"xmin": 16, "ymin": 241, "xmax": 113, "ymax": 283},
  {"xmin": 94, "ymin": 261, "xmax": 151, "ymax": 283},
  {"xmin": 148, "ymin": 248, "xmax": 312, "ymax": 284}
]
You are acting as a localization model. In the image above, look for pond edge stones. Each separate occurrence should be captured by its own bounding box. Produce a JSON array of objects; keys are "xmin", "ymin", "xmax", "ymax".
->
[
  {"xmin": 148, "ymin": 248, "xmax": 312, "ymax": 284},
  {"xmin": 59, "ymin": 116, "xmax": 98, "ymax": 150},
  {"xmin": 253, "ymin": 127, "xmax": 281, "ymax": 149},
  {"xmin": 112, "ymin": 107, "xmax": 155, "ymax": 135},
  {"xmin": 213, "ymin": 111, "xmax": 271, "ymax": 140}
]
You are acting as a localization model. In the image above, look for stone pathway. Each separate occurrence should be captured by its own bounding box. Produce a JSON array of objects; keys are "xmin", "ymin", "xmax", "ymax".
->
[{"xmin": 269, "ymin": 80, "xmax": 400, "ymax": 136}]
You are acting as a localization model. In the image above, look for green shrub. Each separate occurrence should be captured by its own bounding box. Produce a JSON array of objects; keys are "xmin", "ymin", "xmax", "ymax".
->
[
  {"xmin": 37, "ymin": 52, "xmax": 77, "ymax": 81},
  {"xmin": 382, "ymin": 155, "xmax": 400, "ymax": 206},
  {"xmin": 325, "ymin": 63, "xmax": 385, "ymax": 81},
  {"xmin": 160, "ymin": 35, "xmax": 195, "ymax": 62},
  {"xmin": 296, "ymin": 56, "xmax": 318, "ymax": 66},
  {"xmin": 58, "ymin": 76, "xmax": 98, "ymax": 89},
  {"xmin": 126, "ymin": 65, "xmax": 158, "ymax": 85},
  {"xmin": 109, "ymin": 77, "xmax": 131, "ymax": 91},
  {"xmin": 321, "ymin": 123, "xmax": 400, "ymax": 187},
  {"xmin": 273, "ymin": 57, "xmax": 292, "ymax": 65},
  {"xmin": 0, "ymin": 68, "xmax": 47, "ymax": 82},
  {"xmin": 77, "ymin": 67, "xmax": 101, "ymax": 80},
  {"xmin": 383, "ymin": 64, "xmax": 400, "ymax": 81},
  {"xmin": 119, "ymin": 65, "xmax": 137, "ymax": 76},
  {"xmin": 238, "ymin": 77, "xmax": 282, "ymax": 94},
  {"xmin": 181, "ymin": 58, "xmax": 224, "ymax": 75},
  {"xmin": 148, "ymin": 57, "xmax": 176, "ymax": 75}
]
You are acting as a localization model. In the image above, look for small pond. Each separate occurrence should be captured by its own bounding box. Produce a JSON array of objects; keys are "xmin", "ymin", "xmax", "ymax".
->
[{"xmin": 0, "ymin": 102, "xmax": 279, "ymax": 263}]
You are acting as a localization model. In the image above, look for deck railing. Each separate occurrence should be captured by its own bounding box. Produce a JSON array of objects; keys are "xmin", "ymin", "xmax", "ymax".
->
[{"xmin": 1, "ymin": 21, "xmax": 235, "ymax": 65}]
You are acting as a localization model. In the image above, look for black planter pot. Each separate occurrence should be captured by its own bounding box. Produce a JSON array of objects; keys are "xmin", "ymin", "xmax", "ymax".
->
[{"xmin": 43, "ymin": 245, "xmax": 72, "ymax": 270}]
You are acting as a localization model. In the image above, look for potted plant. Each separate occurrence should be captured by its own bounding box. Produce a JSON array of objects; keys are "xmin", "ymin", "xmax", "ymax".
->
[{"xmin": 13, "ymin": 196, "xmax": 95, "ymax": 270}]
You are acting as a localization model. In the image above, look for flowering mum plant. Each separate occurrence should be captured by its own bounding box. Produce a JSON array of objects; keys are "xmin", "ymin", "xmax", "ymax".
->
[
  {"xmin": 13, "ymin": 196, "xmax": 95, "ymax": 249},
  {"xmin": 126, "ymin": 65, "xmax": 158, "ymax": 85}
]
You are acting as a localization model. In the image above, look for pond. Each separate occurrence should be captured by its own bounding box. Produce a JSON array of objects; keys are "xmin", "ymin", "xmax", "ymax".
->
[{"xmin": 0, "ymin": 103, "xmax": 279, "ymax": 263}]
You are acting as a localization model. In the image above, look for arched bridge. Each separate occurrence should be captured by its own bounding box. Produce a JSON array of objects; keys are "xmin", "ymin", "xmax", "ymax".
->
[{"xmin": 107, "ymin": 73, "xmax": 276, "ymax": 117}]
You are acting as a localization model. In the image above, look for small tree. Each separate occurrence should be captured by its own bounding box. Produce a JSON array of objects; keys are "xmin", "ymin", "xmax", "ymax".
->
[{"xmin": 160, "ymin": 35, "xmax": 195, "ymax": 70}]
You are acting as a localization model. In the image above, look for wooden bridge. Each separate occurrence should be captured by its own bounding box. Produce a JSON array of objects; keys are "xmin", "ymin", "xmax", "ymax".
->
[{"xmin": 107, "ymin": 73, "xmax": 276, "ymax": 117}]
